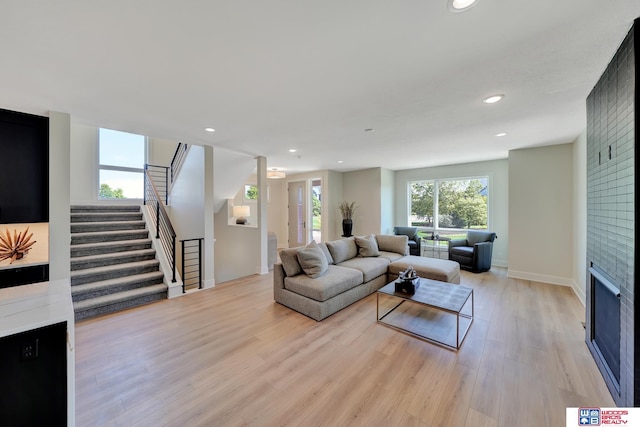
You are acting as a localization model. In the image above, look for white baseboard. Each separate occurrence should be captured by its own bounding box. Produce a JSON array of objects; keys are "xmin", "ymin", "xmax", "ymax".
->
[
  {"xmin": 257, "ymin": 266, "xmax": 270, "ymax": 275},
  {"xmin": 203, "ymin": 278, "xmax": 215, "ymax": 289},
  {"xmin": 507, "ymin": 269, "xmax": 574, "ymax": 287}
]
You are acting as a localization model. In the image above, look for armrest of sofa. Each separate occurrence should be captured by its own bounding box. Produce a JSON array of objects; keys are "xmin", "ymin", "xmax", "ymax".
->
[
  {"xmin": 412, "ymin": 235, "xmax": 421, "ymax": 246},
  {"xmin": 273, "ymin": 263, "xmax": 286, "ymax": 291},
  {"xmin": 473, "ymin": 241, "xmax": 493, "ymax": 270},
  {"xmin": 449, "ymin": 238, "xmax": 468, "ymax": 249}
]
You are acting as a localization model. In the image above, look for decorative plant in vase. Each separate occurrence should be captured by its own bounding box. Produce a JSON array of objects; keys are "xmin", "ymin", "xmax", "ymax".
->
[{"xmin": 338, "ymin": 201, "xmax": 358, "ymax": 237}]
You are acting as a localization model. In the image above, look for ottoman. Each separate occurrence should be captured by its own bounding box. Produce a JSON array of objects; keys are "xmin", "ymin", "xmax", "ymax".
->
[{"xmin": 388, "ymin": 255, "xmax": 461, "ymax": 284}]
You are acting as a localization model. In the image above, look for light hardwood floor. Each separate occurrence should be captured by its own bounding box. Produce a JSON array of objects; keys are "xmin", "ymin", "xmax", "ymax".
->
[{"xmin": 75, "ymin": 268, "xmax": 614, "ymax": 426}]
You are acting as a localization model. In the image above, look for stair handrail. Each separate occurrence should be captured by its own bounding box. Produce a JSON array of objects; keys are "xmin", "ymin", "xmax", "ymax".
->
[
  {"xmin": 144, "ymin": 169, "xmax": 177, "ymax": 283},
  {"xmin": 170, "ymin": 143, "xmax": 189, "ymax": 187}
]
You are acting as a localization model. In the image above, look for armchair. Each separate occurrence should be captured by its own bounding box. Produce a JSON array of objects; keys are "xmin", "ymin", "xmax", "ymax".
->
[
  {"xmin": 449, "ymin": 230, "xmax": 497, "ymax": 273},
  {"xmin": 393, "ymin": 226, "xmax": 421, "ymax": 256}
]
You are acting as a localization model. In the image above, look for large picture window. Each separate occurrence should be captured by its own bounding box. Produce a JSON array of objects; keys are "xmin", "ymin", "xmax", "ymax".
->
[
  {"xmin": 410, "ymin": 177, "xmax": 488, "ymax": 235},
  {"xmin": 98, "ymin": 128, "xmax": 146, "ymax": 199}
]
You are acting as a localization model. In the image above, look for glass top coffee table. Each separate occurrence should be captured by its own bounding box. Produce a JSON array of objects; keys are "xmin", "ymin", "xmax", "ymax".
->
[{"xmin": 376, "ymin": 278, "xmax": 473, "ymax": 350}]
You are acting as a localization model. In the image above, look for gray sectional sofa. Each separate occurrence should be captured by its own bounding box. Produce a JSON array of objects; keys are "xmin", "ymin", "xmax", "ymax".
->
[{"xmin": 273, "ymin": 234, "xmax": 460, "ymax": 321}]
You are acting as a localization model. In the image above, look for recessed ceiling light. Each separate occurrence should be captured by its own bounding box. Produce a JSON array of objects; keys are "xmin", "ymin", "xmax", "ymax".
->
[
  {"xmin": 288, "ymin": 149, "xmax": 297, "ymax": 153},
  {"xmin": 337, "ymin": 160, "xmax": 344, "ymax": 164},
  {"xmin": 495, "ymin": 132, "xmax": 507, "ymax": 137},
  {"xmin": 483, "ymin": 94, "xmax": 504, "ymax": 104},
  {"xmin": 448, "ymin": 0, "xmax": 478, "ymax": 12},
  {"xmin": 204, "ymin": 127, "xmax": 215, "ymax": 132}
]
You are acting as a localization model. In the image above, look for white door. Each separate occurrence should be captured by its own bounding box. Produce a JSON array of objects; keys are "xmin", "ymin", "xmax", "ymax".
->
[{"xmin": 288, "ymin": 181, "xmax": 307, "ymax": 248}]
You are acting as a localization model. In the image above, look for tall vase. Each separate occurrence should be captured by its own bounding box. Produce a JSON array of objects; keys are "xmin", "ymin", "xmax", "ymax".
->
[{"xmin": 342, "ymin": 219, "xmax": 353, "ymax": 237}]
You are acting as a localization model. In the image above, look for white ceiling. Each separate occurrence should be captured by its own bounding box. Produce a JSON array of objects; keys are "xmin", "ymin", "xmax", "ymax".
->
[{"xmin": 1, "ymin": 1, "xmax": 639, "ymax": 174}]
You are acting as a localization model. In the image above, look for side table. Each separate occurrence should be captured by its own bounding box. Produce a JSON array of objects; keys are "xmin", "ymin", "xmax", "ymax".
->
[{"xmin": 421, "ymin": 235, "xmax": 450, "ymax": 259}]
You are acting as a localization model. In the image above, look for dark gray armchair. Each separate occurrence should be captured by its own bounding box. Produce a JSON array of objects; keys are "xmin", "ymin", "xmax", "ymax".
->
[
  {"xmin": 449, "ymin": 230, "xmax": 497, "ymax": 272},
  {"xmin": 393, "ymin": 226, "xmax": 421, "ymax": 256}
]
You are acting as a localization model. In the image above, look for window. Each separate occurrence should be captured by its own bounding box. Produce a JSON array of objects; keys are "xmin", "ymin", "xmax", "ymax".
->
[
  {"xmin": 409, "ymin": 177, "xmax": 488, "ymax": 235},
  {"xmin": 243, "ymin": 184, "xmax": 258, "ymax": 202},
  {"xmin": 98, "ymin": 128, "xmax": 146, "ymax": 199}
]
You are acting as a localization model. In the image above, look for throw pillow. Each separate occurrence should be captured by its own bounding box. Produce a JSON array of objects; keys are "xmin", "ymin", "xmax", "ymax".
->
[
  {"xmin": 376, "ymin": 234, "xmax": 409, "ymax": 256},
  {"xmin": 280, "ymin": 247, "xmax": 303, "ymax": 277},
  {"xmin": 296, "ymin": 242, "xmax": 329, "ymax": 278},
  {"xmin": 326, "ymin": 237, "xmax": 358, "ymax": 264},
  {"xmin": 318, "ymin": 242, "xmax": 334, "ymax": 265},
  {"xmin": 355, "ymin": 234, "xmax": 380, "ymax": 257}
]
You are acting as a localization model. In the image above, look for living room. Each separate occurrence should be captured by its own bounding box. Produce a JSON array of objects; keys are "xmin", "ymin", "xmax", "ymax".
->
[{"xmin": 1, "ymin": 1, "xmax": 639, "ymax": 426}]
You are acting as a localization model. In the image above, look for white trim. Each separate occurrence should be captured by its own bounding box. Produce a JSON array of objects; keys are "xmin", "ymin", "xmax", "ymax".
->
[
  {"xmin": 202, "ymin": 278, "xmax": 215, "ymax": 289},
  {"xmin": 140, "ymin": 205, "xmax": 184, "ymax": 298},
  {"xmin": 507, "ymin": 269, "xmax": 574, "ymax": 287}
]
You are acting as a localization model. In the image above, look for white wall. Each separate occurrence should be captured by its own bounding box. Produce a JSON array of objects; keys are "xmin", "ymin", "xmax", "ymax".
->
[
  {"xmin": 70, "ymin": 123, "xmax": 98, "ymax": 204},
  {"xmin": 572, "ymin": 132, "xmax": 587, "ymax": 304},
  {"xmin": 214, "ymin": 199, "xmax": 261, "ymax": 283},
  {"xmin": 394, "ymin": 159, "xmax": 509, "ymax": 267},
  {"xmin": 508, "ymin": 143, "xmax": 574, "ymax": 285},
  {"xmin": 266, "ymin": 178, "xmax": 286, "ymax": 248},
  {"xmin": 380, "ymin": 168, "xmax": 395, "ymax": 235},
  {"xmin": 148, "ymin": 137, "xmax": 177, "ymax": 167},
  {"xmin": 326, "ymin": 170, "xmax": 344, "ymax": 241},
  {"xmin": 168, "ymin": 145, "xmax": 205, "ymax": 241},
  {"xmin": 49, "ymin": 112, "xmax": 71, "ymax": 281},
  {"xmin": 343, "ymin": 168, "xmax": 382, "ymax": 236}
]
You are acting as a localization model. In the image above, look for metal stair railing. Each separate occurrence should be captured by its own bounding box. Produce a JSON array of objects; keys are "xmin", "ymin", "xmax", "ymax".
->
[
  {"xmin": 180, "ymin": 238, "xmax": 204, "ymax": 293},
  {"xmin": 144, "ymin": 168, "xmax": 177, "ymax": 283},
  {"xmin": 170, "ymin": 143, "xmax": 189, "ymax": 188},
  {"xmin": 144, "ymin": 164, "xmax": 169, "ymax": 205}
]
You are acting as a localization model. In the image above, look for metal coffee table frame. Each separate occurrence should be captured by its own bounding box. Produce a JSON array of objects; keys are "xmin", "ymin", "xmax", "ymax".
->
[{"xmin": 376, "ymin": 278, "xmax": 474, "ymax": 350}]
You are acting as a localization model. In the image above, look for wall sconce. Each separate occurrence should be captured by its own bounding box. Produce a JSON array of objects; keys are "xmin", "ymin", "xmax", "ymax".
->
[
  {"xmin": 267, "ymin": 168, "xmax": 285, "ymax": 179},
  {"xmin": 233, "ymin": 205, "xmax": 250, "ymax": 225}
]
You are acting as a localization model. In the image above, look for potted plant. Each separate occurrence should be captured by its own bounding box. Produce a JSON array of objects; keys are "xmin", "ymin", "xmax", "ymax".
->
[{"xmin": 338, "ymin": 201, "xmax": 358, "ymax": 237}]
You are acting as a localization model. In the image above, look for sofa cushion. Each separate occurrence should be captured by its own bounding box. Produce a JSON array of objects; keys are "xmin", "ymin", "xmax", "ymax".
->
[
  {"xmin": 375, "ymin": 234, "xmax": 409, "ymax": 256},
  {"xmin": 284, "ymin": 265, "xmax": 363, "ymax": 302},
  {"xmin": 337, "ymin": 256, "xmax": 389, "ymax": 282},
  {"xmin": 355, "ymin": 234, "xmax": 380, "ymax": 257},
  {"xmin": 318, "ymin": 242, "xmax": 334, "ymax": 265},
  {"xmin": 297, "ymin": 242, "xmax": 329, "ymax": 278},
  {"xmin": 326, "ymin": 237, "xmax": 358, "ymax": 264},
  {"xmin": 279, "ymin": 247, "xmax": 303, "ymax": 277},
  {"xmin": 378, "ymin": 251, "xmax": 405, "ymax": 262},
  {"xmin": 389, "ymin": 256, "xmax": 460, "ymax": 284}
]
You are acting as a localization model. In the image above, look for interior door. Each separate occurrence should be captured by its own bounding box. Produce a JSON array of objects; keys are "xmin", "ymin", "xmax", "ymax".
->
[{"xmin": 288, "ymin": 180, "xmax": 307, "ymax": 248}]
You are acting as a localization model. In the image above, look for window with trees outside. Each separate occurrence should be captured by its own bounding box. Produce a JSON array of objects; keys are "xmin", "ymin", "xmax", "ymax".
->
[
  {"xmin": 98, "ymin": 128, "xmax": 146, "ymax": 199},
  {"xmin": 410, "ymin": 177, "xmax": 488, "ymax": 239}
]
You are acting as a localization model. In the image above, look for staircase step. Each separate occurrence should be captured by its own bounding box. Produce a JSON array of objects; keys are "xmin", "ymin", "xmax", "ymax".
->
[
  {"xmin": 70, "ymin": 239, "xmax": 153, "ymax": 257},
  {"xmin": 71, "ymin": 205, "xmax": 141, "ymax": 213},
  {"xmin": 71, "ymin": 229, "xmax": 149, "ymax": 245},
  {"xmin": 71, "ymin": 249, "xmax": 157, "ymax": 271},
  {"xmin": 74, "ymin": 284, "xmax": 167, "ymax": 321},
  {"xmin": 71, "ymin": 271, "xmax": 164, "ymax": 301},
  {"xmin": 71, "ymin": 220, "xmax": 146, "ymax": 233},
  {"xmin": 71, "ymin": 212, "xmax": 143, "ymax": 223},
  {"xmin": 70, "ymin": 259, "xmax": 160, "ymax": 286}
]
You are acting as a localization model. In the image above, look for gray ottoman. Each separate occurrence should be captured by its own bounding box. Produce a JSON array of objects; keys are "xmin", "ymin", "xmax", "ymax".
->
[{"xmin": 389, "ymin": 255, "xmax": 461, "ymax": 284}]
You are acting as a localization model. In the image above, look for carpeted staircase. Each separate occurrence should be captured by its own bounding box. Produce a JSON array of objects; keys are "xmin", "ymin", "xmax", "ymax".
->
[{"xmin": 70, "ymin": 205, "xmax": 167, "ymax": 321}]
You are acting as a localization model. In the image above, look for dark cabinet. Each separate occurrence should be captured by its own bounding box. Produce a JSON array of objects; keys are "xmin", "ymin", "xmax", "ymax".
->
[{"xmin": 0, "ymin": 322, "xmax": 67, "ymax": 426}]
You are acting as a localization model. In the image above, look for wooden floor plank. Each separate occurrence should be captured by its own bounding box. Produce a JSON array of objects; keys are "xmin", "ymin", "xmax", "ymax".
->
[{"xmin": 74, "ymin": 267, "xmax": 615, "ymax": 426}]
